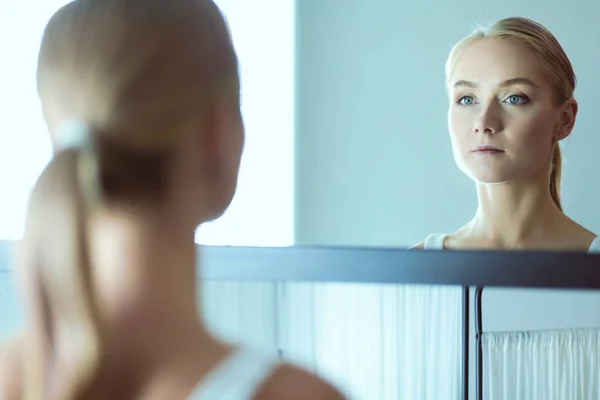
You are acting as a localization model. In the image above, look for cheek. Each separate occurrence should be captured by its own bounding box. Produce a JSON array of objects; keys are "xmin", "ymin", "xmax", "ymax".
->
[
  {"xmin": 448, "ymin": 109, "xmax": 470, "ymax": 148},
  {"xmin": 236, "ymin": 117, "xmax": 245, "ymax": 161},
  {"xmin": 227, "ymin": 113, "xmax": 244, "ymax": 167},
  {"xmin": 220, "ymin": 114, "xmax": 244, "ymax": 184},
  {"xmin": 511, "ymin": 112, "xmax": 555, "ymax": 150},
  {"xmin": 447, "ymin": 110, "xmax": 473, "ymax": 174},
  {"xmin": 508, "ymin": 112, "xmax": 557, "ymax": 173}
]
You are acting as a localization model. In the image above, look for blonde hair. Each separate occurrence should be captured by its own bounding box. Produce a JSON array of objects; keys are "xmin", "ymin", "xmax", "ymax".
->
[
  {"xmin": 21, "ymin": 0, "xmax": 238, "ymax": 398},
  {"xmin": 445, "ymin": 17, "xmax": 576, "ymax": 211}
]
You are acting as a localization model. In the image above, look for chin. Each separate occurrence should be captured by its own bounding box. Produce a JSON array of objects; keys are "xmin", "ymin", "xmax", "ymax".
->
[
  {"xmin": 466, "ymin": 171, "xmax": 512, "ymax": 185},
  {"xmin": 455, "ymin": 155, "xmax": 512, "ymax": 183},
  {"xmin": 473, "ymin": 177, "xmax": 510, "ymax": 185},
  {"xmin": 459, "ymin": 164, "xmax": 511, "ymax": 185}
]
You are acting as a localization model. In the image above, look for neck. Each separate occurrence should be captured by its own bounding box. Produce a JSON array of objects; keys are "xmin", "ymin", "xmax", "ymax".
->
[
  {"xmin": 88, "ymin": 211, "xmax": 224, "ymax": 396},
  {"xmin": 468, "ymin": 176, "xmax": 565, "ymax": 247},
  {"xmin": 92, "ymin": 213, "xmax": 199, "ymax": 325}
]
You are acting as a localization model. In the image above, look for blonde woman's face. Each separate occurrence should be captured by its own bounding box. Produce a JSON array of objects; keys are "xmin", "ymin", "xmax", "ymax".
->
[{"xmin": 447, "ymin": 38, "xmax": 571, "ymax": 184}]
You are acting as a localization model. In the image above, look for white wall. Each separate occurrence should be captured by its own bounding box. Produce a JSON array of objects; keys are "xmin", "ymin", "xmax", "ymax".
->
[
  {"xmin": 0, "ymin": 0, "xmax": 296, "ymax": 353},
  {"xmin": 198, "ymin": 0, "xmax": 295, "ymax": 247},
  {"xmin": 295, "ymin": 0, "xmax": 600, "ymax": 397}
]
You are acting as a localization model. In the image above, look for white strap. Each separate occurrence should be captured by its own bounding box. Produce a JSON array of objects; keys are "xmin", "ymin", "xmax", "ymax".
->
[
  {"xmin": 423, "ymin": 234, "xmax": 447, "ymax": 250},
  {"xmin": 425, "ymin": 234, "xmax": 600, "ymax": 252},
  {"xmin": 588, "ymin": 237, "xmax": 600, "ymax": 253}
]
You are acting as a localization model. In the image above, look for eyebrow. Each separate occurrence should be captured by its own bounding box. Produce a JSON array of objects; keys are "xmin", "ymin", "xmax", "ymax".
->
[{"xmin": 452, "ymin": 77, "xmax": 539, "ymax": 89}]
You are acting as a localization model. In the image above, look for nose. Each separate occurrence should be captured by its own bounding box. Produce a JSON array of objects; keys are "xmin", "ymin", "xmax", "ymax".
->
[{"xmin": 473, "ymin": 103, "xmax": 503, "ymax": 135}]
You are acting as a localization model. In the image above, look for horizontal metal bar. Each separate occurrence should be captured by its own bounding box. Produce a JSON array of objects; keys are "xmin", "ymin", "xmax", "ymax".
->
[
  {"xmin": 199, "ymin": 245, "xmax": 600, "ymax": 289},
  {"xmin": 3, "ymin": 240, "xmax": 600, "ymax": 289}
]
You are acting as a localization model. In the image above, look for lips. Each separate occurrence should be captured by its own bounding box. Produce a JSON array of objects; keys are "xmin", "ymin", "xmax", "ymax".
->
[{"xmin": 472, "ymin": 145, "xmax": 504, "ymax": 154}]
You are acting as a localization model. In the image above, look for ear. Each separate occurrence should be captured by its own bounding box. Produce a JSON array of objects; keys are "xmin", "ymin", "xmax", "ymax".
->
[{"xmin": 554, "ymin": 98, "xmax": 578, "ymax": 141}]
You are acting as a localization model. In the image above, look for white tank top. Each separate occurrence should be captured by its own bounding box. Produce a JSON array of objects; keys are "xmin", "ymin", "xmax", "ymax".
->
[
  {"xmin": 188, "ymin": 347, "xmax": 279, "ymax": 399},
  {"xmin": 423, "ymin": 233, "xmax": 600, "ymax": 253}
]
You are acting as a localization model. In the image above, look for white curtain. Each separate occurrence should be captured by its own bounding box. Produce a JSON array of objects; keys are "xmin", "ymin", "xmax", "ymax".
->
[
  {"xmin": 201, "ymin": 281, "xmax": 281, "ymax": 357},
  {"xmin": 280, "ymin": 283, "xmax": 463, "ymax": 399},
  {"xmin": 484, "ymin": 328, "xmax": 600, "ymax": 400}
]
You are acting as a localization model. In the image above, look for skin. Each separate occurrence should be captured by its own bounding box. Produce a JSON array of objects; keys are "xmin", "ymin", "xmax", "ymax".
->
[
  {"xmin": 0, "ymin": 7, "xmax": 345, "ymax": 400},
  {"xmin": 414, "ymin": 37, "xmax": 596, "ymax": 251}
]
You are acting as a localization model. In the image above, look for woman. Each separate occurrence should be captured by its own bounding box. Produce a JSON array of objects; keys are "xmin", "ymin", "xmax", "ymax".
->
[
  {"xmin": 415, "ymin": 17, "xmax": 599, "ymax": 252},
  {"xmin": 0, "ymin": 0, "xmax": 345, "ymax": 398}
]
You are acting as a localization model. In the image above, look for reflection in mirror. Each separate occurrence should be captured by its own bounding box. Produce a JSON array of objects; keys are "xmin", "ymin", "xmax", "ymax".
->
[
  {"xmin": 295, "ymin": 6, "xmax": 600, "ymax": 397},
  {"xmin": 201, "ymin": 280, "xmax": 463, "ymax": 399},
  {"xmin": 296, "ymin": 5, "xmax": 600, "ymax": 251},
  {"xmin": 415, "ymin": 17, "xmax": 599, "ymax": 253}
]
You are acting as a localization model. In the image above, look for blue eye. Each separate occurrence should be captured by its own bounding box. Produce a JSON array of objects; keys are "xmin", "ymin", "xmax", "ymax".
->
[
  {"xmin": 458, "ymin": 96, "xmax": 475, "ymax": 106},
  {"xmin": 505, "ymin": 94, "xmax": 529, "ymax": 105}
]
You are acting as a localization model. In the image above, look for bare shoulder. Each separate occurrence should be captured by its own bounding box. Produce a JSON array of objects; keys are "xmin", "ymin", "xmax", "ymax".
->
[
  {"xmin": 256, "ymin": 363, "xmax": 346, "ymax": 400},
  {"xmin": 560, "ymin": 217, "xmax": 599, "ymax": 251},
  {"xmin": 0, "ymin": 334, "xmax": 23, "ymax": 400}
]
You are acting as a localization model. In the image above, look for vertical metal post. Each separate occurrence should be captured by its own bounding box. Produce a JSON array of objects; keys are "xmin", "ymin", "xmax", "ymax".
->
[
  {"xmin": 474, "ymin": 286, "xmax": 484, "ymax": 400},
  {"xmin": 463, "ymin": 286, "xmax": 470, "ymax": 400}
]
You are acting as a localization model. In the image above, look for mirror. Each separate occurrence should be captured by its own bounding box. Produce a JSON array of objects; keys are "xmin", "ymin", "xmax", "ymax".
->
[{"xmin": 292, "ymin": 3, "xmax": 600, "ymax": 397}]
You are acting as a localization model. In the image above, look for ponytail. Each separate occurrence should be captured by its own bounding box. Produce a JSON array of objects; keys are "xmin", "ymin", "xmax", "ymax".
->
[
  {"xmin": 549, "ymin": 143, "xmax": 563, "ymax": 212},
  {"xmin": 21, "ymin": 122, "xmax": 103, "ymax": 400},
  {"xmin": 20, "ymin": 120, "xmax": 176, "ymax": 399}
]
